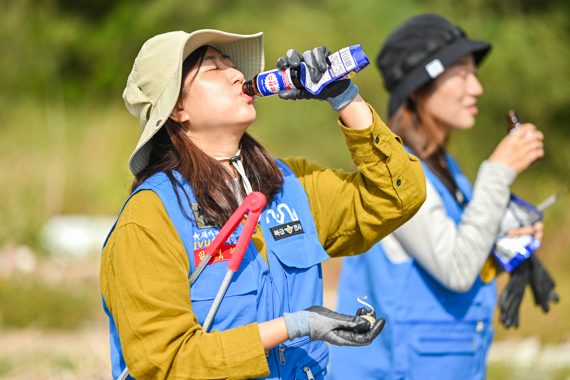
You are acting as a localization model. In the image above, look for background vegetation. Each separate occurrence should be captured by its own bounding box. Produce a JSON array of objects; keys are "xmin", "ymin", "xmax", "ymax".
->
[{"xmin": 0, "ymin": 0, "xmax": 569, "ymax": 376}]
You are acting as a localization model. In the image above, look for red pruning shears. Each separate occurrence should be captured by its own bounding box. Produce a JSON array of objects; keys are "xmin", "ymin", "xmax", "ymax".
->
[{"xmin": 188, "ymin": 191, "xmax": 266, "ymax": 332}]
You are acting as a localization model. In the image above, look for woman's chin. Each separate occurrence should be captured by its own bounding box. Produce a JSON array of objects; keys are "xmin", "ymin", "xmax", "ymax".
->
[
  {"xmin": 243, "ymin": 114, "xmax": 256, "ymax": 129},
  {"xmin": 449, "ymin": 115, "xmax": 476, "ymax": 130}
]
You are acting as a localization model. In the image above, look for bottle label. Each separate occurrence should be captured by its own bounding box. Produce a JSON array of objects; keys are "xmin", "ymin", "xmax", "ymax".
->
[
  {"xmin": 299, "ymin": 44, "xmax": 370, "ymax": 95},
  {"xmin": 492, "ymin": 234, "xmax": 540, "ymax": 272},
  {"xmin": 254, "ymin": 68, "xmax": 295, "ymax": 97}
]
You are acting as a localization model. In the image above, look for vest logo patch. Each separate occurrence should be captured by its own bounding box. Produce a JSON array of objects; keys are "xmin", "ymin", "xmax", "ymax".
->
[
  {"xmin": 270, "ymin": 220, "xmax": 304, "ymax": 241},
  {"xmin": 266, "ymin": 203, "xmax": 298, "ymax": 224},
  {"xmin": 190, "ymin": 203, "xmax": 217, "ymax": 229},
  {"xmin": 194, "ymin": 244, "xmax": 237, "ymax": 267}
]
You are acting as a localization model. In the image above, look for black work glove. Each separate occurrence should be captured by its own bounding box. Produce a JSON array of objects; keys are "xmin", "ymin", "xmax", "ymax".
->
[
  {"xmin": 356, "ymin": 307, "xmax": 377, "ymax": 319},
  {"xmin": 529, "ymin": 254, "xmax": 559, "ymax": 312},
  {"xmin": 276, "ymin": 47, "xmax": 358, "ymax": 111},
  {"xmin": 283, "ymin": 306, "xmax": 385, "ymax": 347},
  {"xmin": 276, "ymin": 46, "xmax": 331, "ymax": 83},
  {"xmin": 499, "ymin": 258, "xmax": 531, "ymax": 328}
]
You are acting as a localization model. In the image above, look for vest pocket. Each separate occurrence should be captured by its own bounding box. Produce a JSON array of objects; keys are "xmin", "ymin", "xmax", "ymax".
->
[
  {"xmin": 409, "ymin": 335, "xmax": 480, "ymax": 380},
  {"xmin": 270, "ymin": 239, "xmax": 329, "ymax": 270},
  {"xmin": 273, "ymin": 248, "xmax": 326, "ymax": 312},
  {"xmin": 190, "ymin": 260, "xmax": 258, "ymax": 331},
  {"xmin": 290, "ymin": 340, "xmax": 329, "ymax": 380}
]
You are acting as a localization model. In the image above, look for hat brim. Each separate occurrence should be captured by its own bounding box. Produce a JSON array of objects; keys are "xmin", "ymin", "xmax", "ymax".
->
[
  {"xmin": 128, "ymin": 30, "xmax": 264, "ymax": 175},
  {"xmin": 388, "ymin": 37, "xmax": 491, "ymax": 118}
]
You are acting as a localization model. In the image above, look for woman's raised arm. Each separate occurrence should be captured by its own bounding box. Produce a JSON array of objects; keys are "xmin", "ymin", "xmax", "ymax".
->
[{"xmin": 281, "ymin": 105, "xmax": 426, "ymax": 257}]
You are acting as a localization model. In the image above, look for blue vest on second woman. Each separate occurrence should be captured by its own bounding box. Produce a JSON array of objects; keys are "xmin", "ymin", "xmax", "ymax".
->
[
  {"xmin": 329, "ymin": 153, "xmax": 497, "ymax": 380},
  {"xmin": 103, "ymin": 160, "xmax": 331, "ymax": 380}
]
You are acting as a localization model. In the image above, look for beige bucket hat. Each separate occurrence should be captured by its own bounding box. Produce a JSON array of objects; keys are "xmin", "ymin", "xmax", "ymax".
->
[{"xmin": 123, "ymin": 29, "xmax": 264, "ymax": 175}]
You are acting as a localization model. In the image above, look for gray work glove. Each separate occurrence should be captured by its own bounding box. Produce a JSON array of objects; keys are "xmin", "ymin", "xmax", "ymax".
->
[
  {"xmin": 283, "ymin": 306, "xmax": 385, "ymax": 347},
  {"xmin": 276, "ymin": 47, "xmax": 359, "ymax": 111}
]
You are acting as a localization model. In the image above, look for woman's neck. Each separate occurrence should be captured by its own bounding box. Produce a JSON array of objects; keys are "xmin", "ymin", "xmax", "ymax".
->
[
  {"xmin": 431, "ymin": 119, "xmax": 450, "ymax": 149},
  {"xmin": 185, "ymin": 130, "xmax": 242, "ymax": 178}
]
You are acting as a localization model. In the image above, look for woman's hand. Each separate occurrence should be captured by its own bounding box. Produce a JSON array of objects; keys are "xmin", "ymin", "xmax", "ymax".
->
[
  {"xmin": 276, "ymin": 47, "xmax": 360, "ymax": 112},
  {"xmin": 276, "ymin": 47, "xmax": 372, "ymax": 129},
  {"xmin": 507, "ymin": 221, "xmax": 544, "ymax": 241},
  {"xmin": 283, "ymin": 306, "xmax": 385, "ymax": 347},
  {"xmin": 489, "ymin": 123, "xmax": 544, "ymax": 173},
  {"xmin": 277, "ymin": 47, "xmax": 330, "ymax": 84}
]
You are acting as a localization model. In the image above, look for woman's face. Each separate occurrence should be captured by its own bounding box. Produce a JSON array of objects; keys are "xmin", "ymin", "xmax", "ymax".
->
[
  {"xmin": 174, "ymin": 47, "xmax": 256, "ymax": 137},
  {"xmin": 423, "ymin": 54, "xmax": 483, "ymax": 131}
]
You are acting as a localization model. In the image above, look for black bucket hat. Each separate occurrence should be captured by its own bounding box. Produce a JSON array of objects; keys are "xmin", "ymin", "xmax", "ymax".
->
[{"xmin": 377, "ymin": 14, "xmax": 491, "ymax": 118}]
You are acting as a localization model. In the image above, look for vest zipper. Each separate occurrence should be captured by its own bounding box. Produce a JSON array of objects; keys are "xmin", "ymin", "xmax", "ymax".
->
[
  {"xmin": 267, "ymin": 274, "xmax": 280, "ymax": 377},
  {"xmin": 278, "ymin": 347, "xmax": 286, "ymax": 365},
  {"xmin": 276, "ymin": 337, "xmax": 311, "ymax": 369},
  {"xmin": 268, "ymin": 274, "xmax": 275, "ymax": 318},
  {"xmin": 303, "ymin": 367, "xmax": 315, "ymax": 380}
]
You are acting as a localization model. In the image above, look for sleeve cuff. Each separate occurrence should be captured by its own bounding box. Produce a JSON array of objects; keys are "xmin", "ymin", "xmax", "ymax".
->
[
  {"xmin": 283, "ymin": 311, "xmax": 310, "ymax": 340},
  {"xmin": 221, "ymin": 323, "xmax": 270, "ymax": 378},
  {"xmin": 327, "ymin": 81, "xmax": 359, "ymax": 111},
  {"xmin": 338, "ymin": 104, "xmax": 401, "ymax": 164},
  {"xmin": 479, "ymin": 160, "xmax": 517, "ymax": 187}
]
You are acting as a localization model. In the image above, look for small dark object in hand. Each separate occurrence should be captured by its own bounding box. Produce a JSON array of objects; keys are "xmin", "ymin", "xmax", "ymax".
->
[{"xmin": 506, "ymin": 110, "xmax": 524, "ymax": 134}]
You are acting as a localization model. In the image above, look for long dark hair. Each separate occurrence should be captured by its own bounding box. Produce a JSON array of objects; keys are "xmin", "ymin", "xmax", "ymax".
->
[
  {"xmin": 132, "ymin": 45, "xmax": 284, "ymax": 227},
  {"xmin": 388, "ymin": 81, "xmax": 448, "ymax": 160},
  {"xmin": 389, "ymin": 82, "xmax": 458, "ymax": 196}
]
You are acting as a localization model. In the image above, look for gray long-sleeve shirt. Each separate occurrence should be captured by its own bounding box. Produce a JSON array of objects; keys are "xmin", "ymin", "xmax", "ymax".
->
[{"xmin": 382, "ymin": 160, "xmax": 517, "ymax": 292}]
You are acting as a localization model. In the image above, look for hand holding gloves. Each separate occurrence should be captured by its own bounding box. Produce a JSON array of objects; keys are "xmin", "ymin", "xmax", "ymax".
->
[
  {"xmin": 283, "ymin": 306, "xmax": 385, "ymax": 346},
  {"xmin": 276, "ymin": 47, "xmax": 359, "ymax": 111}
]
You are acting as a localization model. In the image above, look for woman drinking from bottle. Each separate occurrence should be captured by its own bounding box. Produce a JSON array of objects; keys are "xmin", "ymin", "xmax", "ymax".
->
[
  {"xmin": 330, "ymin": 14, "xmax": 545, "ymax": 380},
  {"xmin": 100, "ymin": 29, "xmax": 425, "ymax": 380}
]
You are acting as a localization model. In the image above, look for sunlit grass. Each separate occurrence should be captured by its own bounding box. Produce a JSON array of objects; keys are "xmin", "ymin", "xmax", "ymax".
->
[
  {"xmin": 0, "ymin": 275, "xmax": 99, "ymax": 330},
  {"xmin": 488, "ymin": 363, "xmax": 570, "ymax": 380}
]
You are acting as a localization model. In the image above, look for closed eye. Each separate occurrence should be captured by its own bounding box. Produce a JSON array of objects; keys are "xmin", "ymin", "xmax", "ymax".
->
[
  {"xmin": 221, "ymin": 54, "xmax": 235, "ymax": 68},
  {"xmin": 203, "ymin": 54, "xmax": 235, "ymax": 70}
]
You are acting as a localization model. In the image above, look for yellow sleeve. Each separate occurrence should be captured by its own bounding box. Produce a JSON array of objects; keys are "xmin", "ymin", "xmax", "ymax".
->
[
  {"xmin": 100, "ymin": 190, "xmax": 269, "ymax": 380},
  {"xmin": 281, "ymin": 104, "xmax": 426, "ymax": 257}
]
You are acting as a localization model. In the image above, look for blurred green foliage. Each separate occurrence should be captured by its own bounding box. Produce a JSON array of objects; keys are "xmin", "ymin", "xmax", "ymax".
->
[
  {"xmin": 0, "ymin": 0, "xmax": 569, "ymax": 340},
  {"xmin": 0, "ymin": 276, "xmax": 98, "ymax": 329},
  {"xmin": 1, "ymin": 0, "xmax": 569, "ymax": 235}
]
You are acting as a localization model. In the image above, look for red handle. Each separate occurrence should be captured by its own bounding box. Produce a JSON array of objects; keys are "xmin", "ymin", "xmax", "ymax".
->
[{"xmin": 204, "ymin": 192, "xmax": 266, "ymax": 271}]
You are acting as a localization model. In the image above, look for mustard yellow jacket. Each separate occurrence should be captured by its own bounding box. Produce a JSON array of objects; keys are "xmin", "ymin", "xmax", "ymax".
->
[{"xmin": 100, "ymin": 106, "xmax": 426, "ymax": 380}]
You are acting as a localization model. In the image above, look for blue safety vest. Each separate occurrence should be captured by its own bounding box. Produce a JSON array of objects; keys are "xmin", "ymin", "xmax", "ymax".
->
[
  {"xmin": 102, "ymin": 159, "xmax": 331, "ymax": 380},
  {"xmin": 329, "ymin": 153, "xmax": 496, "ymax": 380}
]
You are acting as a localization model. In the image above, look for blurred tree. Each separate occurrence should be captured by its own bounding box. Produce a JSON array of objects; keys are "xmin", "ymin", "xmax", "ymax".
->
[
  {"xmin": 0, "ymin": 0, "xmax": 568, "ymax": 343},
  {"xmin": 0, "ymin": 0, "xmax": 568, "ymax": 250},
  {"xmin": 422, "ymin": 0, "xmax": 570, "ymax": 15},
  {"xmin": 51, "ymin": 0, "xmax": 123, "ymax": 22}
]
